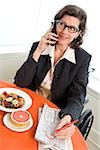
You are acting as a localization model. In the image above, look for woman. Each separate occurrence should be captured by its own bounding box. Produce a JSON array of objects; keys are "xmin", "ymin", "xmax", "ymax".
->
[{"xmin": 14, "ymin": 5, "xmax": 91, "ymax": 139}]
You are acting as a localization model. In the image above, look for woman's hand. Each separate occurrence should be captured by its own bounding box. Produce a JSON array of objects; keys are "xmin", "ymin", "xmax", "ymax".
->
[
  {"xmin": 38, "ymin": 31, "xmax": 58, "ymax": 52},
  {"xmin": 53, "ymin": 115, "xmax": 75, "ymax": 139},
  {"xmin": 32, "ymin": 29, "xmax": 58, "ymax": 62}
]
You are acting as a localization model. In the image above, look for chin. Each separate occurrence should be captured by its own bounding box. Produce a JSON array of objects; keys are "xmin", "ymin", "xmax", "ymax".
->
[{"xmin": 57, "ymin": 40, "xmax": 69, "ymax": 46}]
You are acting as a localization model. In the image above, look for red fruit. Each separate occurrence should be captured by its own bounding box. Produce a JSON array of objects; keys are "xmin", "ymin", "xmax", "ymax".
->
[{"xmin": 3, "ymin": 91, "xmax": 9, "ymax": 98}]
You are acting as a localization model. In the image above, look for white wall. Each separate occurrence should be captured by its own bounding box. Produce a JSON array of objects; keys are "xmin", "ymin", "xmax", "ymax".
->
[
  {"xmin": 0, "ymin": 0, "xmax": 41, "ymax": 46},
  {"xmin": 85, "ymin": 80, "xmax": 100, "ymax": 150},
  {"xmin": 0, "ymin": 53, "xmax": 28, "ymax": 82}
]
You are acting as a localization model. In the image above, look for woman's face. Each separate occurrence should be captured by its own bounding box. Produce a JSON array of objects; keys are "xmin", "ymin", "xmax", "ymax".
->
[{"xmin": 56, "ymin": 15, "xmax": 80, "ymax": 46}]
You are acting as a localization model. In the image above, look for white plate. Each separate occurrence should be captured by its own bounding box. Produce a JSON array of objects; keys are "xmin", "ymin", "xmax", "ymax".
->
[
  {"xmin": 0, "ymin": 87, "xmax": 32, "ymax": 112},
  {"xmin": 3, "ymin": 113, "xmax": 33, "ymax": 132}
]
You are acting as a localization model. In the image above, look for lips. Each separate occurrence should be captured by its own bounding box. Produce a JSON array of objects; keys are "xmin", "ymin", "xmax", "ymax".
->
[{"xmin": 58, "ymin": 34, "xmax": 69, "ymax": 40}]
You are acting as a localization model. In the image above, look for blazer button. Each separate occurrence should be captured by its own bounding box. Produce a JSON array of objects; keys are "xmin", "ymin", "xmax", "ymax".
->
[{"xmin": 55, "ymin": 75, "xmax": 58, "ymax": 78}]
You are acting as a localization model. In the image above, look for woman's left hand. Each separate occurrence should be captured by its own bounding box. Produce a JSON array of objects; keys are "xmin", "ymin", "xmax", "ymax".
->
[{"xmin": 53, "ymin": 115, "xmax": 75, "ymax": 139}]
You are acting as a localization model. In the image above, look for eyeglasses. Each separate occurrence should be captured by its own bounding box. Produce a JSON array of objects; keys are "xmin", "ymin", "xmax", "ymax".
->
[{"xmin": 55, "ymin": 20, "xmax": 79, "ymax": 33}]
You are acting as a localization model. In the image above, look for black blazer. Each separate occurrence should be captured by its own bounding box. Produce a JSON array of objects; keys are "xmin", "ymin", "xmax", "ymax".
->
[{"xmin": 14, "ymin": 42, "xmax": 91, "ymax": 120}]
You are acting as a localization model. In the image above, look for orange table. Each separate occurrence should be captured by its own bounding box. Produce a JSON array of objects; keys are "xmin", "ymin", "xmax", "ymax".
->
[{"xmin": 0, "ymin": 80, "xmax": 88, "ymax": 150}]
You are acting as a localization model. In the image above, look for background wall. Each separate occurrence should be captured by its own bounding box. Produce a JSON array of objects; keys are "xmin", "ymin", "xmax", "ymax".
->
[
  {"xmin": 86, "ymin": 83, "xmax": 100, "ymax": 150},
  {"xmin": 0, "ymin": 53, "xmax": 28, "ymax": 82}
]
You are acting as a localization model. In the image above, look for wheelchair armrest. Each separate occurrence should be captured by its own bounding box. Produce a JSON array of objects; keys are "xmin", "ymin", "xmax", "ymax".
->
[
  {"xmin": 76, "ymin": 109, "xmax": 94, "ymax": 140},
  {"xmin": 76, "ymin": 109, "xmax": 92, "ymax": 126}
]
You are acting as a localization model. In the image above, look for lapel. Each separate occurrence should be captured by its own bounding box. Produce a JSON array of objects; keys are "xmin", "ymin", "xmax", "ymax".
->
[
  {"xmin": 35, "ymin": 55, "xmax": 51, "ymax": 86},
  {"xmin": 53, "ymin": 58, "xmax": 76, "ymax": 79}
]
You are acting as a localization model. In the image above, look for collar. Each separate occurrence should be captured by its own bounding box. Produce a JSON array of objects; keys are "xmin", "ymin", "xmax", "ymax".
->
[{"xmin": 41, "ymin": 45, "xmax": 76, "ymax": 64}]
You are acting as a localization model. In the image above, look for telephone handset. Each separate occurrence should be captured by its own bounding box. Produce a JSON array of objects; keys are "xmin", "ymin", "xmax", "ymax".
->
[
  {"xmin": 50, "ymin": 21, "xmax": 57, "ymax": 46},
  {"xmin": 51, "ymin": 21, "xmax": 57, "ymax": 34}
]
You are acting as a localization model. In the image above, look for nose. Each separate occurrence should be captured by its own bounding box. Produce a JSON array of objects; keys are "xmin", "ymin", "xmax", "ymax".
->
[{"xmin": 62, "ymin": 27, "xmax": 69, "ymax": 33}]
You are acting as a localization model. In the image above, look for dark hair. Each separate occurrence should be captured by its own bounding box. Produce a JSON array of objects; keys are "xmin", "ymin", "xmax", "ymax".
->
[{"xmin": 54, "ymin": 5, "xmax": 87, "ymax": 48}]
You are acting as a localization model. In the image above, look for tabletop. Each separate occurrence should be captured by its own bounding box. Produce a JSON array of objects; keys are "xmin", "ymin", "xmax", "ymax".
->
[{"xmin": 0, "ymin": 80, "xmax": 88, "ymax": 150}]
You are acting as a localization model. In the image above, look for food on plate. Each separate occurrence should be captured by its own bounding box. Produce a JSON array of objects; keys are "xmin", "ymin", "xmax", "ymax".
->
[
  {"xmin": 10, "ymin": 110, "xmax": 31, "ymax": 126},
  {"xmin": 0, "ymin": 91, "xmax": 25, "ymax": 109}
]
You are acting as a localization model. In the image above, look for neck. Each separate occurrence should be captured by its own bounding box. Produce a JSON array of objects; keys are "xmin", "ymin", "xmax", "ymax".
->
[
  {"xmin": 54, "ymin": 44, "xmax": 68, "ymax": 64},
  {"xmin": 55, "ymin": 44, "xmax": 69, "ymax": 53}
]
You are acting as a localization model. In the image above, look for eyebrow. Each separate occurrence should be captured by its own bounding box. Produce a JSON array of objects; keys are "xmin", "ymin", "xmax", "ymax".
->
[{"xmin": 60, "ymin": 20, "xmax": 79, "ymax": 29}]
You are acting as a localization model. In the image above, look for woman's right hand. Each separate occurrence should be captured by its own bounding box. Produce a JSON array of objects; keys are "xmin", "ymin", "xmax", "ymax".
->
[
  {"xmin": 38, "ymin": 30, "xmax": 58, "ymax": 52},
  {"xmin": 32, "ymin": 29, "xmax": 58, "ymax": 62},
  {"xmin": 53, "ymin": 115, "xmax": 75, "ymax": 139}
]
